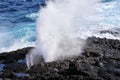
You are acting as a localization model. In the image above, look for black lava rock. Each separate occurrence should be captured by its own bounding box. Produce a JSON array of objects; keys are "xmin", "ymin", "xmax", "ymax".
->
[{"xmin": 0, "ymin": 37, "xmax": 120, "ymax": 80}]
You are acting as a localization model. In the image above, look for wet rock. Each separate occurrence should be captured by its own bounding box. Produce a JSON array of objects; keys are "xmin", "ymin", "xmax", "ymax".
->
[
  {"xmin": 4, "ymin": 62, "xmax": 27, "ymax": 72},
  {"xmin": 0, "ymin": 71, "xmax": 15, "ymax": 78},
  {"xmin": 0, "ymin": 37, "xmax": 120, "ymax": 80},
  {"xmin": 0, "ymin": 47, "xmax": 33, "ymax": 64}
]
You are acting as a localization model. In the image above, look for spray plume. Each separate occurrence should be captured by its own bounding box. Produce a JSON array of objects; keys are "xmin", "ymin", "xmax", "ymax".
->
[{"xmin": 26, "ymin": 0, "xmax": 100, "ymax": 69}]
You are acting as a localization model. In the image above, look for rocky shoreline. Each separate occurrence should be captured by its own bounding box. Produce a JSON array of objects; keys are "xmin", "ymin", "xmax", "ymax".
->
[{"xmin": 0, "ymin": 37, "xmax": 120, "ymax": 80}]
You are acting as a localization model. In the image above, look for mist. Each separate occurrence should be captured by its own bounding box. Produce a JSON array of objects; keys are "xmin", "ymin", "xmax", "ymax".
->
[{"xmin": 26, "ymin": 0, "xmax": 101, "ymax": 69}]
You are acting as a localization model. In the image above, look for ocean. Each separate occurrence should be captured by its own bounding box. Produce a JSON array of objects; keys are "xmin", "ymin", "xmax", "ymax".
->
[{"xmin": 0, "ymin": 0, "xmax": 120, "ymax": 53}]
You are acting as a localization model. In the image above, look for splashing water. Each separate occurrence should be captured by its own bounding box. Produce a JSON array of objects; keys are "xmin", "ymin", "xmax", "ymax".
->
[
  {"xmin": 26, "ymin": 0, "xmax": 103, "ymax": 68},
  {"xmin": 0, "ymin": 0, "xmax": 120, "ymax": 54}
]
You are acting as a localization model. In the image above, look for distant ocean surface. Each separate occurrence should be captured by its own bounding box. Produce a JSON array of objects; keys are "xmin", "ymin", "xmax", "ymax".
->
[{"xmin": 0, "ymin": 0, "xmax": 120, "ymax": 53}]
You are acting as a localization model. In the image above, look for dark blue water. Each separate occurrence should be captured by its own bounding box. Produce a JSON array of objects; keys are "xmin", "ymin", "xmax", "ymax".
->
[
  {"xmin": 0, "ymin": 0, "xmax": 45, "ymax": 52},
  {"xmin": 0, "ymin": 0, "xmax": 119, "ymax": 52}
]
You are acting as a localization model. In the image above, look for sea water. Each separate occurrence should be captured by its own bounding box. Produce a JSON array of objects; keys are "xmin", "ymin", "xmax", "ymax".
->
[{"xmin": 0, "ymin": 0, "xmax": 120, "ymax": 53}]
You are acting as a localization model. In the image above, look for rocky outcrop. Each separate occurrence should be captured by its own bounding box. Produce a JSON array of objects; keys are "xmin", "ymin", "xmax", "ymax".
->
[{"xmin": 0, "ymin": 37, "xmax": 120, "ymax": 80}]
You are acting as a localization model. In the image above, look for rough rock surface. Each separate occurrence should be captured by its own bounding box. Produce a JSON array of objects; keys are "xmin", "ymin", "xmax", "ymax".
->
[{"xmin": 0, "ymin": 37, "xmax": 120, "ymax": 80}]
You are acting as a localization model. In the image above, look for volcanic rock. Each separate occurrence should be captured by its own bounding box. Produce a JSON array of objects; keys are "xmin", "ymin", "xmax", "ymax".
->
[{"xmin": 0, "ymin": 37, "xmax": 120, "ymax": 80}]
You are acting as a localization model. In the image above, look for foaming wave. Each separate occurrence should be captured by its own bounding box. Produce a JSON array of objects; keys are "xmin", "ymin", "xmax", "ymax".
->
[
  {"xmin": 0, "ymin": 39, "xmax": 34, "ymax": 53},
  {"xmin": 25, "ymin": 13, "xmax": 38, "ymax": 20},
  {"xmin": 93, "ymin": 0, "xmax": 120, "ymax": 40},
  {"xmin": 0, "ymin": 23, "xmax": 35, "ymax": 53}
]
